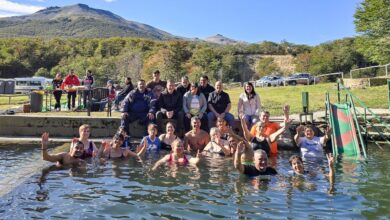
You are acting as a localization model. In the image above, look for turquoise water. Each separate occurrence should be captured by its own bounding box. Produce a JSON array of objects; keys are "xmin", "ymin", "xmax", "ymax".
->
[{"xmin": 0, "ymin": 145, "xmax": 390, "ymax": 219}]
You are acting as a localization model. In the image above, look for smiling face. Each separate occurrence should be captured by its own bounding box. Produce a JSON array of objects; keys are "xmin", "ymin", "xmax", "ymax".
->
[
  {"xmin": 217, "ymin": 118, "xmax": 227, "ymax": 129},
  {"xmin": 79, "ymin": 125, "xmax": 91, "ymax": 140},
  {"xmin": 304, "ymin": 127, "xmax": 315, "ymax": 140},
  {"xmin": 215, "ymin": 81, "xmax": 223, "ymax": 93},
  {"xmin": 245, "ymin": 84, "xmax": 253, "ymax": 94},
  {"xmin": 191, "ymin": 118, "xmax": 201, "ymax": 130},
  {"xmin": 137, "ymin": 80, "xmax": 146, "ymax": 92},
  {"xmin": 200, "ymin": 77, "xmax": 208, "ymax": 87},
  {"xmin": 167, "ymin": 81, "xmax": 175, "ymax": 94},
  {"xmin": 113, "ymin": 134, "xmax": 124, "ymax": 148},
  {"xmin": 172, "ymin": 139, "xmax": 184, "ymax": 155},
  {"xmin": 254, "ymin": 150, "xmax": 268, "ymax": 172},
  {"xmin": 190, "ymin": 85, "xmax": 198, "ymax": 95},
  {"xmin": 290, "ymin": 157, "xmax": 304, "ymax": 174},
  {"xmin": 166, "ymin": 122, "xmax": 175, "ymax": 134},
  {"xmin": 260, "ymin": 112, "xmax": 270, "ymax": 123},
  {"xmin": 70, "ymin": 142, "xmax": 84, "ymax": 158}
]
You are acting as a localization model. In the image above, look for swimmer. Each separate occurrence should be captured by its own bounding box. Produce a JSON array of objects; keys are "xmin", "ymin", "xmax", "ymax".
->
[
  {"xmin": 138, "ymin": 123, "xmax": 161, "ymax": 153},
  {"xmin": 203, "ymin": 127, "xmax": 231, "ymax": 156},
  {"xmin": 184, "ymin": 116, "xmax": 210, "ymax": 153},
  {"xmin": 41, "ymin": 132, "xmax": 86, "ymax": 167},
  {"xmin": 99, "ymin": 133, "xmax": 146, "ymax": 159},
  {"xmin": 289, "ymin": 153, "xmax": 335, "ymax": 177},
  {"xmin": 159, "ymin": 122, "xmax": 180, "ymax": 151},
  {"xmin": 234, "ymin": 142, "xmax": 277, "ymax": 177},
  {"xmin": 152, "ymin": 139, "xmax": 201, "ymax": 170},
  {"xmin": 241, "ymin": 115, "xmax": 290, "ymax": 155},
  {"xmin": 294, "ymin": 125, "xmax": 331, "ymax": 158},
  {"xmin": 78, "ymin": 124, "xmax": 98, "ymax": 158}
]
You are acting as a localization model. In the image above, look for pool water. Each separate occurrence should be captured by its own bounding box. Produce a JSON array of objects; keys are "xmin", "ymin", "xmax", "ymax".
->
[{"xmin": 0, "ymin": 145, "xmax": 390, "ymax": 219}]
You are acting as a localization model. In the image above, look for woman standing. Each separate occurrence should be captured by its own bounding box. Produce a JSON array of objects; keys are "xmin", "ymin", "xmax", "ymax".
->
[
  {"xmin": 238, "ymin": 82, "xmax": 261, "ymax": 129},
  {"xmin": 52, "ymin": 72, "xmax": 63, "ymax": 111}
]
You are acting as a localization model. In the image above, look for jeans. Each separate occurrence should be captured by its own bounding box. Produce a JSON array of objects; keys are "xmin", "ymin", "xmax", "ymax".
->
[
  {"xmin": 244, "ymin": 115, "xmax": 259, "ymax": 129},
  {"xmin": 207, "ymin": 112, "xmax": 234, "ymax": 129},
  {"xmin": 67, "ymin": 91, "xmax": 76, "ymax": 109},
  {"xmin": 53, "ymin": 91, "xmax": 62, "ymax": 110}
]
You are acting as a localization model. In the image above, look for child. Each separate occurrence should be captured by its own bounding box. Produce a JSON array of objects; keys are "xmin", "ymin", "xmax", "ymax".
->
[{"xmin": 138, "ymin": 123, "xmax": 161, "ymax": 153}]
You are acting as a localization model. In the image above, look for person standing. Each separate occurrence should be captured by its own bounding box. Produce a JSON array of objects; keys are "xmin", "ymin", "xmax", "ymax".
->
[
  {"xmin": 146, "ymin": 70, "xmax": 167, "ymax": 91},
  {"xmin": 52, "ymin": 72, "xmax": 63, "ymax": 112},
  {"xmin": 63, "ymin": 69, "xmax": 80, "ymax": 111},
  {"xmin": 82, "ymin": 69, "xmax": 94, "ymax": 109}
]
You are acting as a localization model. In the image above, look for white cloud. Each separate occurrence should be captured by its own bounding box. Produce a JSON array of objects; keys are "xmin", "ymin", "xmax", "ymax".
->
[{"xmin": 0, "ymin": 0, "xmax": 44, "ymax": 14}]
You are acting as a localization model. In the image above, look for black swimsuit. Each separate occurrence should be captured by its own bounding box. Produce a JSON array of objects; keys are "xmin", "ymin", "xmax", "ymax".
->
[{"xmin": 251, "ymin": 137, "xmax": 270, "ymax": 155}]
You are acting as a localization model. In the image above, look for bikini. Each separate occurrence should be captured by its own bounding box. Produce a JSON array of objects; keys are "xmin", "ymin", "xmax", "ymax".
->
[
  {"xmin": 167, "ymin": 153, "xmax": 189, "ymax": 165},
  {"xmin": 107, "ymin": 147, "xmax": 125, "ymax": 159},
  {"xmin": 80, "ymin": 141, "xmax": 94, "ymax": 159}
]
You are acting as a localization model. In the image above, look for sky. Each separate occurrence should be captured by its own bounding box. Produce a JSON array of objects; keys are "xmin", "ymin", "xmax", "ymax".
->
[{"xmin": 0, "ymin": 0, "xmax": 363, "ymax": 46}]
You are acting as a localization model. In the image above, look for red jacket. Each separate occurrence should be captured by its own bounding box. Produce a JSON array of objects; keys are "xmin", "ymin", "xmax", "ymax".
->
[{"xmin": 63, "ymin": 74, "xmax": 80, "ymax": 92}]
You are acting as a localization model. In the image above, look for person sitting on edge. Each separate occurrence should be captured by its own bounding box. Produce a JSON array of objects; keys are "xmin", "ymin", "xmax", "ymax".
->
[
  {"xmin": 62, "ymin": 69, "xmax": 80, "ymax": 111},
  {"xmin": 234, "ymin": 143, "xmax": 277, "ymax": 177},
  {"xmin": 152, "ymin": 139, "xmax": 201, "ymax": 170},
  {"xmin": 241, "ymin": 115, "xmax": 290, "ymax": 156},
  {"xmin": 198, "ymin": 75, "xmax": 215, "ymax": 102},
  {"xmin": 203, "ymin": 127, "xmax": 231, "ymax": 156},
  {"xmin": 146, "ymin": 69, "xmax": 167, "ymax": 91},
  {"xmin": 207, "ymin": 81, "xmax": 234, "ymax": 128},
  {"xmin": 156, "ymin": 80, "xmax": 184, "ymax": 133},
  {"xmin": 249, "ymin": 105, "xmax": 290, "ymax": 154},
  {"xmin": 184, "ymin": 116, "xmax": 210, "ymax": 153},
  {"xmin": 294, "ymin": 124, "xmax": 331, "ymax": 159},
  {"xmin": 121, "ymin": 80, "xmax": 155, "ymax": 134},
  {"xmin": 176, "ymin": 76, "xmax": 191, "ymax": 98},
  {"xmin": 183, "ymin": 82, "xmax": 208, "ymax": 132},
  {"xmin": 159, "ymin": 122, "xmax": 180, "ymax": 151},
  {"xmin": 238, "ymin": 82, "xmax": 261, "ymax": 129},
  {"xmin": 41, "ymin": 132, "xmax": 86, "ymax": 167},
  {"xmin": 77, "ymin": 124, "xmax": 98, "ymax": 159},
  {"xmin": 138, "ymin": 123, "xmax": 161, "ymax": 154},
  {"xmin": 115, "ymin": 77, "xmax": 133, "ymax": 110},
  {"xmin": 99, "ymin": 133, "xmax": 146, "ymax": 159}
]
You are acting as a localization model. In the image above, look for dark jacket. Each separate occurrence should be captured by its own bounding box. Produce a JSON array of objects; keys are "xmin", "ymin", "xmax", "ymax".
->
[
  {"xmin": 122, "ymin": 89, "xmax": 155, "ymax": 114},
  {"xmin": 118, "ymin": 83, "xmax": 134, "ymax": 97},
  {"xmin": 199, "ymin": 84, "xmax": 215, "ymax": 101},
  {"xmin": 157, "ymin": 90, "xmax": 182, "ymax": 113},
  {"xmin": 176, "ymin": 84, "xmax": 191, "ymax": 97}
]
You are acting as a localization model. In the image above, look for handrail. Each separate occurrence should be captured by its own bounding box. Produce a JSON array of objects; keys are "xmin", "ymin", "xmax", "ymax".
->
[
  {"xmin": 349, "ymin": 94, "xmax": 367, "ymax": 158},
  {"xmin": 326, "ymin": 92, "xmax": 338, "ymax": 157}
]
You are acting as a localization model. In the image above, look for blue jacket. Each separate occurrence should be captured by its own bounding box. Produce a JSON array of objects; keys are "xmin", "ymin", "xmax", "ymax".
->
[{"xmin": 122, "ymin": 89, "xmax": 156, "ymax": 114}]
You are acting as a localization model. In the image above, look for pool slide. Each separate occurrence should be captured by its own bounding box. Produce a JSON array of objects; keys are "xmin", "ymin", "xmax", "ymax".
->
[{"xmin": 328, "ymin": 103, "xmax": 361, "ymax": 157}]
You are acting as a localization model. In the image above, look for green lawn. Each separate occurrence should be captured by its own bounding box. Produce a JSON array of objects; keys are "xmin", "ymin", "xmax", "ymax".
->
[{"xmin": 0, "ymin": 83, "xmax": 388, "ymax": 117}]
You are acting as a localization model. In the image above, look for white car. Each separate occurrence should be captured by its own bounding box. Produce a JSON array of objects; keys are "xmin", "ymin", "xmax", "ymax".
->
[{"xmin": 255, "ymin": 76, "xmax": 284, "ymax": 87}]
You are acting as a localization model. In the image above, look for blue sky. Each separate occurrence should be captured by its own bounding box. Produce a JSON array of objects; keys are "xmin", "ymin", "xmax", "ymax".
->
[{"xmin": 0, "ymin": 0, "xmax": 363, "ymax": 45}]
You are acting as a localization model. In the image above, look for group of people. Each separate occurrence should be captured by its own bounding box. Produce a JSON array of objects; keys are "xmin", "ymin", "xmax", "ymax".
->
[
  {"xmin": 41, "ymin": 68, "xmax": 335, "ymax": 180},
  {"xmin": 51, "ymin": 69, "xmax": 120, "ymax": 112}
]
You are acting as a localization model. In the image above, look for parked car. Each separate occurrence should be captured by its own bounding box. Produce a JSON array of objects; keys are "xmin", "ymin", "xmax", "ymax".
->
[
  {"xmin": 255, "ymin": 76, "xmax": 284, "ymax": 87},
  {"xmin": 284, "ymin": 73, "xmax": 318, "ymax": 85}
]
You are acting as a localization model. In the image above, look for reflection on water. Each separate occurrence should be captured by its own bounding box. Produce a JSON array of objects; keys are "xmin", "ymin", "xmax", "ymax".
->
[{"xmin": 0, "ymin": 146, "xmax": 390, "ymax": 219}]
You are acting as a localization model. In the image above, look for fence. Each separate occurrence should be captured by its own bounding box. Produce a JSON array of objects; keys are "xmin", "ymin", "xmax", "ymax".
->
[{"xmin": 349, "ymin": 63, "xmax": 390, "ymax": 79}]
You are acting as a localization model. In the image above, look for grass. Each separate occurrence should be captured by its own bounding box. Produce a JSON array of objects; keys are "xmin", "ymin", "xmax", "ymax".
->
[{"xmin": 0, "ymin": 83, "xmax": 388, "ymax": 117}]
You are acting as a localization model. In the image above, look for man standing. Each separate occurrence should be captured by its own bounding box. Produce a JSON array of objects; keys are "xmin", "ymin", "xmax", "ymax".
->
[
  {"xmin": 82, "ymin": 69, "xmax": 94, "ymax": 109},
  {"xmin": 156, "ymin": 80, "xmax": 184, "ymax": 133},
  {"xmin": 176, "ymin": 76, "xmax": 191, "ymax": 98},
  {"xmin": 207, "ymin": 81, "xmax": 234, "ymax": 128},
  {"xmin": 63, "ymin": 69, "xmax": 80, "ymax": 111},
  {"xmin": 184, "ymin": 116, "xmax": 210, "ymax": 153},
  {"xmin": 198, "ymin": 75, "xmax": 215, "ymax": 101},
  {"xmin": 146, "ymin": 70, "xmax": 167, "ymax": 91},
  {"xmin": 121, "ymin": 80, "xmax": 155, "ymax": 134}
]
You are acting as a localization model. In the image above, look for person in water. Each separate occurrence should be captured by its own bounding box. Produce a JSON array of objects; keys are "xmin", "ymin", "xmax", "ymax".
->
[
  {"xmin": 41, "ymin": 132, "xmax": 85, "ymax": 167},
  {"xmin": 241, "ymin": 115, "xmax": 290, "ymax": 156},
  {"xmin": 99, "ymin": 133, "xmax": 146, "ymax": 159},
  {"xmin": 203, "ymin": 127, "xmax": 231, "ymax": 156},
  {"xmin": 234, "ymin": 142, "xmax": 277, "ymax": 177},
  {"xmin": 184, "ymin": 116, "xmax": 210, "ymax": 153},
  {"xmin": 78, "ymin": 124, "xmax": 98, "ymax": 159},
  {"xmin": 138, "ymin": 123, "xmax": 161, "ymax": 153},
  {"xmin": 152, "ymin": 139, "xmax": 201, "ymax": 170},
  {"xmin": 294, "ymin": 125, "xmax": 331, "ymax": 159},
  {"xmin": 159, "ymin": 122, "xmax": 180, "ymax": 151}
]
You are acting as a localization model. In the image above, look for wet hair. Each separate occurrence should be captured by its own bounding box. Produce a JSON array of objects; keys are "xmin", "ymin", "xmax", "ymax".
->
[
  {"xmin": 289, "ymin": 155, "xmax": 303, "ymax": 166},
  {"xmin": 209, "ymin": 127, "xmax": 220, "ymax": 141},
  {"xmin": 191, "ymin": 116, "xmax": 201, "ymax": 123},
  {"xmin": 254, "ymin": 149, "xmax": 267, "ymax": 158},
  {"xmin": 171, "ymin": 139, "xmax": 183, "ymax": 149},
  {"xmin": 244, "ymin": 82, "xmax": 256, "ymax": 99},
  {"xmin": 79, "ymin": 124, "xmax": 91, "ymax": 133},
  {"xmin": 148, "ymin": 123, "xmax": 158, "ymax": 131},
  {"xmin": 217, "ymin": 117, "xmax": 228, "ymax": 126},
  {"xmin": 113, "ymin": 132, "xmax": 125, "ymax": 141}
]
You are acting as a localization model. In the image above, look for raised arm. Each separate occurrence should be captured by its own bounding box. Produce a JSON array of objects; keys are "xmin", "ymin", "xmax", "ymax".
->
[
  {"xmin": 269, "ymin": 119, "xmax": 291, "ymax": 142},
  {"xmin": 240, "ymin": 115, "xmax": 253, "ymax": 141},
  {"xmin": 283, "ymin": 104, "xmax": 290, "ymax": 123},
  {"xmin": 41, "ymin": 132, "xmax": 65, "ymax": 163},
  {"xmin": 321, "ymin": 126, "xmax": 332, "ymax": 145},
  {"xmin": 294, "ymin": 125, "xmax": 304, "ymax": 146},
  {"xmin": 234, "ymin": 141, "xmax": 246, "ymax": 174}
]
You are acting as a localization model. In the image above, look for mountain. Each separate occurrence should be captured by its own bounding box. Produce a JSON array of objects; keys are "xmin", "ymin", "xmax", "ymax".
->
[
  {"xmin": 0, "ymin": 4, "xmax": 176, "ymax": 40},
  {"xmin": 204, "ymin": 34, "xmax": 247, "ymax": 45}
]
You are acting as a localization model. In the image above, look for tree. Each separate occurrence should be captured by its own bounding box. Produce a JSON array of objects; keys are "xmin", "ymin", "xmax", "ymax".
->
[
  {"xmin": 255, "ymin": 57, "xmax": 280, "ymax": 77},
  {"xmin": 354, "ymin": 0, "xmax": 390, "ymax": 64}
]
